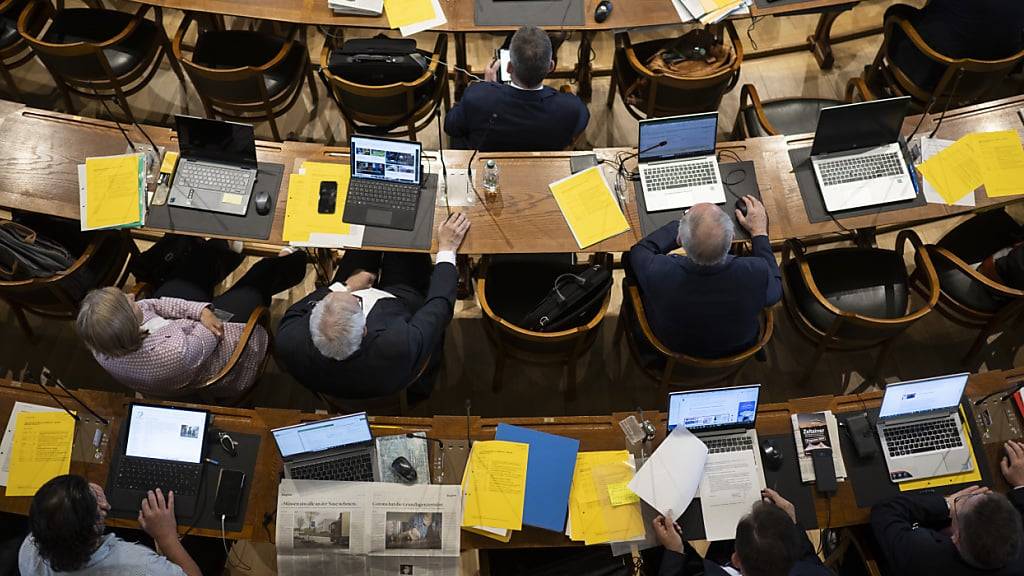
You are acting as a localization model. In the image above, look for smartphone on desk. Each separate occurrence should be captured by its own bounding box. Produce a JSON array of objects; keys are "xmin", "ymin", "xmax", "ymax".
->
[
  {"xmin": 214, "ymin": 469, "xmax": 245, "ymax": 519},
  {"xmin": 318, "ymin": 181, "xmax": 338, "ymax": 214}
]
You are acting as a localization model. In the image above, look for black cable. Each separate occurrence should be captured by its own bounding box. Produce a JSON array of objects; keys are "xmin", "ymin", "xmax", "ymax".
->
[
  {"xmin": 52, "ymin": 378, "xmax": 108, "ymax": 424},
  {"xmin": 746, "ymin": 16, "xmax": 764, "ymax": 51},
  {"xmin": 817, "ymin": 494, "xmax": 832, "ymax": 557},
  {"xmin": 928, "ymin": 68, "xmax": 966, "ymax": 139},
  {"xmin": 436, "ymin": 108, "xmax": 450, "ymax": 216},
  {"xmin": 94, "ymin": 94, "xmax": 136, "ymax": 153}
]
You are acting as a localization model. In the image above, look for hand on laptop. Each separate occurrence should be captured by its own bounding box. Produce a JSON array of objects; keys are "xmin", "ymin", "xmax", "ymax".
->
[
  {"xmin": 439, "ymin": 213, "xmax": 471, "ymax": 253},
  {"xmin": 762, "ymin": 488, "xmax": 796, "ymax": 523},
  {"xmin": 344, "ymin": 269, "xmax": 377, "ymax": 291},
  {"xmin": 199, "ymin": 308, "xmax": 223, "ymax": 338},
  {"xmin": 652, "ymin": 510, "xmax": 684, "ymax": 553},
  {"xmin": 138, "ymin": 488, "xmax": 179, "ymax": 544},
  {"xmin": 735, "ymin": 195, "xmax": 768, "ymax": 238},
  {"xmin": 1002, "ymin": 440, "xmax": 1024, "ymax": 488}
]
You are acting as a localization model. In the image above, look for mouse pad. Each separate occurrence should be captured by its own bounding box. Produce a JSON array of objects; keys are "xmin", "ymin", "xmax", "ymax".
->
[
  {"xmin": 145, "ymin": 162, "xmax": 284, "ymax": 241},
  {"xmin": 475, "ymin": 0, "xmax": 584, "ymax": 26}
]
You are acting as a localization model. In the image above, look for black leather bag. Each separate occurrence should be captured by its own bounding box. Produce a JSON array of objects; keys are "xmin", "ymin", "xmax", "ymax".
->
[
  {"xmin": 327, "ymin": 37, "xmax": 428, "ymax": 85},
  {"xmin": 0, "ymin": 220, "xmax": 75, "ymax": 281},
  {"xmin": 520, "ymin": 264, "xmax": 613, "ymax": 332}
]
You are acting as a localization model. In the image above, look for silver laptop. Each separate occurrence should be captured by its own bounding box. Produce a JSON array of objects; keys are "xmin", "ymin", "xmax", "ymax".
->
[
  {"xmin": 638, "ymin": 112, "xmax": 727, "ymax": 212},
  {"xmin": 167, "ymin": 115, "xmax": 258, "ymax": 216},
  {"xmin": 668, "ymin": 384, "xmax": 766, "ymax": 474},
  {"xmin": 810, "ymin": 96, "xmax": 916, "ymax": 212},
  {"xmin": 272, "ymin": 412, "xmax": 379, "ymax": 482},
  {"xmin": 877, "ymin": 373, "xmax": 973, "ymax": 483}
]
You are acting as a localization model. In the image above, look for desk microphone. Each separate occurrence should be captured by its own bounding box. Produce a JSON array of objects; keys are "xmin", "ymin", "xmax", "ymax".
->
[
  {"xmin": 406, "ymin": 433, "xmax": 445, "ymax": 450},
  {"xmin": 39, "ymin": 367, "xmax": 109, "ymax": 425},
  {"xmin": 974, "ymin": 376, "xmax": 1024, "ymax": 406},
  {"xmin": 466, "ymin": 112, "xmax": 500, "ymax": 198},
  {"xmin": 637, "ymin": 140, "xmax": 669, "ymax": 158}
]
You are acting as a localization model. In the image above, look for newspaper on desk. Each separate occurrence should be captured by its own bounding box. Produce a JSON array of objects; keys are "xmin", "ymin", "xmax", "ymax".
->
[{"xmin": 276, "ymin": 480, "xmax": 461, "ymax": 576}]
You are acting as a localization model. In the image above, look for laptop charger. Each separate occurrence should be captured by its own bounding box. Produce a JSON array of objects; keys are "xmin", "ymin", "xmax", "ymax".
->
[{"xmin": 845, "ymin": 413, "xmax": 877, "ymax": 459}]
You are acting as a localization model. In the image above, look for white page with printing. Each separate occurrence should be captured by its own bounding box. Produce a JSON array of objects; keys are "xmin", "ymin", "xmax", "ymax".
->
[
  {"xmin": 627, "ymin": 426, "xmax": 708, "ymax": 518},
  {"xmin": 698, "ymin": 450, "xmax": 764, "ymax": 541}
]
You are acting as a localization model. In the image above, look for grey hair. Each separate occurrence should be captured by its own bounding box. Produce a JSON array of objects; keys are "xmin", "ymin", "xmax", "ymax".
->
[
  {"xmin": 677, "ymin": 207, "xmax": 735, "ymax": 266},
  {"xmin": 509, "ymin": 25, "xmax": 552, "ymax": 89},
  {"xmin": 309, "ymin": 293, "xmax": 365, "ymax": 362},
  {"xmin": 76, "ymin": 287, "xmax": 144, "ymax": 357}
]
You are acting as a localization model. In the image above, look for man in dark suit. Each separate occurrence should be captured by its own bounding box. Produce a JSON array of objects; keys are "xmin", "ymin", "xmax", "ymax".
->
[
  {"xmin": 275, "ymin": 213, "xmax": 470, "ymax": 399},
  {"xmin": 444, "ymin": 25, "xmax": 589, "ymax": 152},
  {"xmin": 626, "ymin": 196, "xmax": 781, "ymax": 361},
  {"xmin": 887, "ymin": 1, "xmax": 1024, "ymax": 91},
  {"xmin": 870, "ymin": 440, "xmax": 1024, "ymax": 576}
]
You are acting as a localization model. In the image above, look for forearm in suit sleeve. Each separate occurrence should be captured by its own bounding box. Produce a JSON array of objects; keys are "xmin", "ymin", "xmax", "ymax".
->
[
  {"xmin": 1010, "ymin": 487, "xmax": 1024, "ymax": 517},
  {"xmin": 751, "ymin": 235, "xmax": 782, "ymax": 306},
  {"xmin": 444, "ymin": 95, "xmax": 469, "ymax": 140},
  {"xmin": 628, "ymin": 221, "xmax": 680, "ymax": 282},
  {"xmin": 404, "ymin": 263, "xmax": 458, "ymax": 369},
  {"xmin": 871, "ymin": 493, "xmax": 951, "ymax": 574}
]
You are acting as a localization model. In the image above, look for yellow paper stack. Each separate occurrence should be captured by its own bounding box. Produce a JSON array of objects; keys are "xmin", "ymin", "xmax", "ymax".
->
[
  {"xmin": 78, "ymin": 153, "xmax": 146, "ymax": 231},
  {"xmin": 383, "ymin": 0, "xmax": 446, "ymax": 36},
  {"xmin": 698, "ymin": 0, "xmax": 746, "ymax": 24},
  {"xmin": 566, "ymin": 450, "xmax": 645, "ymax": 545},
  {"xmin": 7, "ymin": 411, "xmax": 75, "ymax": 497},
  {"xmin": 461, "ymin": 440, "xmax": 529, "ymax": 543},
  {"xmin": 282, "ymin": 161, "xmax": 363, "ymax": 247},
  {"xmin": 548, "ymin": 166, "xmax": 630, "ymax": 250},
  {"xmin": 917, "ymin": 130, "xmax": 1024, "ymax": 205}
]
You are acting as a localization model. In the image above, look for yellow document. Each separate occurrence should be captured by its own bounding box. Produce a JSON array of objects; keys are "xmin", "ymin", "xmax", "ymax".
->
[
  {"xmin": 281, "ymin": 162, "xmax": 352, "ymax": 243},
  {"xmin": 567, "ymin": 450, "xmax": 641, "ymax": 544},
  {"xmin": 607, "ymin": 481, "xmax": 640, "ymax": 506},
  {"xmin": 83, "ymin": 154, "xmax": 144, "ymax": 230},
  {"xmin": 900, "ymin": 407, "xmax": 981, "ymax": 491},
  {"xmin": 548, "ymin": 166, "xmax": 630, "ymax": 249},
  {"xmin": 917, "ymin": 138, "xmax": 984, "ymax": 205},
  {"xmin": 384, "ymin": 0, "xmax": 435, "ymax": 29},
  {"xmin": 965, "ymin": 131, "xmax": 1024, "ymax": 198},
  {"xmin": 7, "ymin": 411, "xmax": 75, "ymax": 497},
  {"xmin": 461, "ymin": 440, "xmax": 529, "ymax": 531}
]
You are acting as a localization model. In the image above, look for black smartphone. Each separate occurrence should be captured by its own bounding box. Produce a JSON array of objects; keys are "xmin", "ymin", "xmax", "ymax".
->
[
  {"xmin": 570, "ymin": 153, "xmax": 598, "ymax": 174},
  {"xmin": 213, "ymin": 469, "xmax": 245, "ymax": 519},
  {"xmin": 318, "ymin": 181, "xmax": 338, "ymax": 214}
]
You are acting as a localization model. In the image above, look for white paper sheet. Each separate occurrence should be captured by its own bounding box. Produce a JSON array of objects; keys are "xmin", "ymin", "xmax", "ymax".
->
[
  {"xmin": 0, "ymin": 402, "xmax": 64, "ymax": 485},
  {"xmin": 920, "ymin": 137, "xmax": 976, "ymax": 207},
  {"xmin": 627, "ymin": 426, "xmax": 708, "ymax": 518},
  {"xmin": 398, "ymin": 0, "xmax": 446, "ymax": 37},
  {"xmin": 698, "ymin": 451, "xmax": 764, "ymax": 541}
]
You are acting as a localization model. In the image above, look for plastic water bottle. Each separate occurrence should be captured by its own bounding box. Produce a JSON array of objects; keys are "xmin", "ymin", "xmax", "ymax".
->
[{"xmin": 482, "ymin": 159, "xmax": 500, "ymax": 200}]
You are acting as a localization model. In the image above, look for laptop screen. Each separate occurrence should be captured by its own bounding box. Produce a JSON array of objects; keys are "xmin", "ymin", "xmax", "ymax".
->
[
  {"xmin": 879, "ymin": 373, "xmax": 968, "ymax": 420},
  {"xmin": 638, "ymin": 112, "xmax": 718, "ymax": 163},
  {"xmin": 350, "ymin": 136, "xmax": 422, "ymax": 186},
  {"xmin": 667, "ymin": 384, "xmax": 760, "ymax": 432},
  {"xmin": 125, "ymin": 404, "xmax": 208, "ymax": 464},
  {"xmin": 810, "ymin": 96, "xmax": 911, "ymax": 156},
  {"xmin": 272, "ymin": 412, "xmax": 373, "ymax": 459},
  {"xmin": 175, "ymin": 115, "xmax": 257, "ymax": 168}
]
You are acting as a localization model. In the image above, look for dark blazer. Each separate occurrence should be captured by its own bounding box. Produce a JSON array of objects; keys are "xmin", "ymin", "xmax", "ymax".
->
[
  {"xmin": 443, "ymin": 81, "xmax": 589, "ymax": 152},
  {"xmin": 627, "ymin": 221, "xmax": 782, "ymax": 359},
  {"xmin": 871, "ymin": 491, "xmax": 1024, "ymax": 576},
  {"xmin": 996, "ymin": 244, "xmax": 1024, "ymax": 289},
  {"xmin": 658, "ymin": 529, "xmax": 830, "ymax": 576},
  {"xmin": 275, "ymin": 263, "xmax": 458, "ymax": 398}
]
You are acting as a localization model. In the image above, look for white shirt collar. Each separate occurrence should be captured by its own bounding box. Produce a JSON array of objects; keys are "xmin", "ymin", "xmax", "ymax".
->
[{"xmin": 511, "ymin": 79, "xmax": 545, "ymax": 91}]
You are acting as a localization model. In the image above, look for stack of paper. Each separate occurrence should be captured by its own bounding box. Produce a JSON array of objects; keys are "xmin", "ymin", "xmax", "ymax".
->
[
  {"xmin": 383, "ymin": 0, "xmax": 446, "ymax": 37},
  {"xmin": 461, "ymin": 440, "xmax": 529, "ymax": 542},
  {"xmin": 567, "ymin": 450, "xmax": 645, "ymax": 545},
  {"xmin": 282, "ymin": 161, "xmax": 364, "ymax": 248},
  {"xmin": 791, "ymin": 411, "xmax": 847, "ymax": 484},
  {"xmin": 628, "ymin": 426, "xmax": 708, "ymax": 518},
  {"xmin": 6, "ymin": 411, "xmax": 75, "ymax": 496},
  {"xmin": 0, "ymin": 402, "xmax": 64, "ymax": 486},
  {"xmin": 77, "ymin": 153, "xmax": 146, "ymax": 231},
  {"xmin": 494, "ymin": 424, "xmax": 579, "ymax": 533},
  {"xmin": 328, "ymin": 0, "xmax": 383, "ymax": 16},
  {"xmin": 548, "ymin": 166, "xmax": 630, "ymax": 249},
  {"xmin": 674, "ymin": 0, "xmax": 750, "ymax": 24},
  {"xmin": 917, "ymin": 130, "xmax": 1024, "ymax": 205}
]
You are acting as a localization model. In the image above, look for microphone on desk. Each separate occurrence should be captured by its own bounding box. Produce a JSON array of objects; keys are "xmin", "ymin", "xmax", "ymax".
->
[
  {"xmin": 637, "ymin": 140, "xmax": 669, "ymax": 158},
  {"xmin": 974, "ymin": 376, "xmax": 1024, "ymax": 406},
  {"xmin": 39, "ymin": 367, "xmax": 109, "ymax": 425},
  {"xmin": 406, "ymin": 433, "xmax": 445, "ymax": 450}
]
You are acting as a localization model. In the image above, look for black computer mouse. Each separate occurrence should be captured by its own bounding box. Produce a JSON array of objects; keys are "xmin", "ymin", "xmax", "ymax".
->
[
  {"xmin": 761, "ymin": 439, "xmax": 784, "ymax": 471},
  {"xmin": 254, "ymin": 190, "xmax": 271, "ymax": 215},
  {"xmin": 735, "ymin": 198, "xmax": 748, "ymax": 217},
  {"xmin": 594, "ymin": 0, "xmax": 612, "ymax": 23},
  {"xmin": 391, "ymin": 456, "xmax": 418, "ymax": 483}
]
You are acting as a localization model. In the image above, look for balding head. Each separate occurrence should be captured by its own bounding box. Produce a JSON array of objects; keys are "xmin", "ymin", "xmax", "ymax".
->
[
  {"xmin": 310, "ymin": 292, "xmax": 366, "ymax": 361},
  {"xmin": 677, "ymin": 203, "xmax": 734, "ymax": 266}
]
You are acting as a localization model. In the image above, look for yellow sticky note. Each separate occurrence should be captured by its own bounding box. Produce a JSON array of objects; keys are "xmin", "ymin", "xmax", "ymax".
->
[
  {"xmin": 549, "ymin": 166, "xmax": 630, "ymax": 249},
  {"xmin": 383, "ymin": 0, "xmax": 435, "ymax": 29},
  {"xmin": 966, "ymin": 131, "xmax": 1024, "ymax": 198},
  {"xmin": 222, "ymin": 193, "xmax": 244, "ymax": 206},
  {"xmin": 461, "ymin": 440, "xmax": 529, "ymax": 531},
  {"xmin": 900, "ymin": 407, "xmax": 981, "ymax": 491},
  {"xmin": 567, "ymin": 451, "xmax": 641, "ymax": 544},
  {"xmin": 917, "ymin": 138, "xmax": 984, "ymax": 205},
  {"xmin": 160, "ymin": 151, "xmax": 179, "ymax": 175},
  {"xmin": 7, "ymin": 411, "xmax": 75, "ymax": 497},
  {"xmin": 84, "ymin": 154, "xmax": 143, "ymax": 229},
  {"xmin": 607, "ymin": 481, "xmax": 639, "ymax": 506}
]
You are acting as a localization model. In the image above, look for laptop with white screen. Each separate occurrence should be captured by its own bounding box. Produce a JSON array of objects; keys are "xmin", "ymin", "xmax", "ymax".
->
[
  {"xmin": 668, "ymin": 384, "xmax": 764, "ymax": 466},
  {"xmin": 109, "ymin": 403, "xmax": 209, "ymax": 517},
  {"xmin": 877, "ymin": 373, "xmax": 973, "ymax": 483},
  {"xmin": 637, "ymin": 112, "xmax": 727, "ymax": 212},
  {"xmin": 272, "ymin": 412, "xmax": 379, "ymax": 482}
]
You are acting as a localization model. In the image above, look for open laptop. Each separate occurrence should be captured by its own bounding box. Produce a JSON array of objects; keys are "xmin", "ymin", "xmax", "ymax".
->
[
  {"xmin": 668, "ymin": 384, "xmax": 765, "ymax": 471},
  {"xmin": 343, "ymin": 135, "xmax": 422, "ymax": 231},
  {"xmin": 109, "ymin": 404, "xmax": 208, "ymax": 517},
  {"xmin": 810, "ymin": 96, "xmax": 916, "ymax": 212},
  {"xmin": 877, "ymin": 373, "xmax": 973, "ymax": 483},
  {"xmin": 272, "ymin": 412, "xmax": 379, "ymax": 482},
  {"xmin": 167, "ymin": 115, "xmax": 258, "ymax": 216},
  {"xmin": 637, "ymin": 112, "xmax": 727, "ymax": 212}
]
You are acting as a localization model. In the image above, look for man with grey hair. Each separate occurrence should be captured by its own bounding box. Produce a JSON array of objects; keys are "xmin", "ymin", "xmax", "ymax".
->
[
  {"xmin": 626, "ymin": 196, "xmax": 781, "ymax": 360},
  {"xmin": 275, "ymin": 213, "xmax": 470, "ymax": 400},
  {"xmin": 444, "ymin": 25, "xmax": 589, "ymax": 151}
]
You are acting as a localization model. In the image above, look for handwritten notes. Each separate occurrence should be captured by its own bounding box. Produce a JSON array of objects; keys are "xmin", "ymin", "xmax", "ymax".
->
[
  {"xmin": 549, "ymin": 166, "xmax": 630, "ymax": 249},
  {"xmin": 7, "ymin": 411, "xmax": 75, "ymax": 496}
]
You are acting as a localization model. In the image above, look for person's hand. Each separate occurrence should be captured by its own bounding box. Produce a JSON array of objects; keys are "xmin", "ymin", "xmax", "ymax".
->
[
  {"xmin": 652, "ymin": 511, "xmax": 684, "ymax": 554},
  {"xmin": 344, "ymin": 269, "xmax": 377, "ymax": 291},
  {"xmin": 945, "ymin": 485, "xmax": 990, "ymax": 512},
  {"xmin": 484, "ymin": 58, "xmax": 500, "ymax": 83},
  {"xmin": 438, "ymin": 212, "xmax": 471, "ymax": 253},
  {"xmin": 199, "ymin": 308, "xmax": 223, "ymax": 338},
  {"xmin": 138, "ymin": 489, "xmax": 179, "ymax": 544},
  {"xmin": 1002, "ymin": 440, "xmax": 1024, "ymax": 488},
  {"xmin": 735, "ymin": 195, "xmax": 768, "ymax": 237},
  {"xmin": 762, "ymin": 488, "xmax": 796, "ymax": 523}
]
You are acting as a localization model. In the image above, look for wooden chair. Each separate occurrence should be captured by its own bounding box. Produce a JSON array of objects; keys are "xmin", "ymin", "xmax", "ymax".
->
[
  {"xmin": 606, "ymin": 23, "xmax": 742, "ymax": 120},
  {"xmin": 614, "ymin": 277, "xmax": 773, "ymax": 397},
  {"xmin": 172, "ymin": 14, "xmax": 318, "ymax": 142},
  {"xmin": 476, "ymin": 253, "xmax": 613, "ymax": 403},
  {"xmin": 822, "ymin": 526, "xmax": 883, "ymax": 576},
  {"xmin": 781, "ymin": 232, "xmax": 939, "ymax": 389},
  {"xmin": 0, "ymin": 0, "xmax": 43, "ymax": 101},
  {"xmin": 904, "ymin": 210, "xmax": 1024, "ymax": 368},
  {"xmin": 846, "ymin": 7, "xmax": 1024, "ymax": 108},
  {"xmin": 18, "ymin": 2, "xmax": 186, "ymax": 123},
  {"xmin": 730, "ymin": 83, "xmax": 842, "ymax": 139},
  {"xmin": 0, "ymin": 228, "xmax": 132, "ymax": 341},
  {"xmin": 314, "ymin": 354, "xmax": 436, "ymax": 416},
  {"xmin": 318, "ymin": 34, "xmax": 449, "ymax": 141}
]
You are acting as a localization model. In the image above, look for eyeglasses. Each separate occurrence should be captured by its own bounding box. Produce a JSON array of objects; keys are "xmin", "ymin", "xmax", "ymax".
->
[
  {"xmin": 952, "ymin": 492, "xmax": 981, "ymax": 520},
  {"xmin": 217, "ymin": 432, "xmax": 238, "ymax": 457}
]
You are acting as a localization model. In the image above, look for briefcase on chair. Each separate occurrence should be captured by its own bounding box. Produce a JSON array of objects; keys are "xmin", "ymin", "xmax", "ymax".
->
[
  {"xmin": 520, "ymin": 264, "xmax": 613, "ymax": 333},
  {"xmin": 327, "ymin": 37, "xmax": 428, "ymax": 85}
]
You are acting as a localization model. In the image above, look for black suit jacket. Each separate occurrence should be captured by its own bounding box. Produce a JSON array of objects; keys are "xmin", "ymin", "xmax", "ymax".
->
[
  {"xmin": 627, "ymin": 221, "xmax": 782, "ymax": 359},
  {"xmin": 275, "ymin": 263, "xmax": 458, "ymax": 398},
  {"xmin": 871, "ymin": 491, "xmax": 1024, "ymax": 576},
  {"xmin": 443, "ymin": 81, "xmax": 589, "ymax": 152},
  {"xmin": 658, "ymin": 529, "xmax": 830, "ymax": 576}
]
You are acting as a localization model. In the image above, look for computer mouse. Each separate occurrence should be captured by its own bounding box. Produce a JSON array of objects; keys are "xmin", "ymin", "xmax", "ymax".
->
[
  {"xmin": 254, "ymin": 190, "xmax": 271, "ymax": 215},
  {"xmin": 735, "ymin": 198, "xmax": 748, "ymax": 217},
  {"xmin": 761, "ymin": 439, "xmax": 784, "ymax": 471},
  {"xmin": 391, "ymin": 456, "xmax": 417, "ymax": 483},
  {"xmin": 594, "ymin": 0, "xmax": 612, "ymax": 23}
]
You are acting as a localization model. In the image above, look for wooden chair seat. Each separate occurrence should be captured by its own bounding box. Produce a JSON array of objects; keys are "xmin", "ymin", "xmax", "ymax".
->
[
  {"xmin": 732, "ymin": 84, "xmax": 841, "ymax": 139},
  {"xmin": 42, "ymin": 9, "xmax": 159, "ymax": 78},
  {"xmin": 0, "ymin": 0, "xmax": 27, "ymax": 50},
  {"xmin": 192, "ymin": 29, "xmax": 307, "ymax": 102},
  {"xmin": 0, "ymin": 0, "xmax": 42, "ymax": 102}
]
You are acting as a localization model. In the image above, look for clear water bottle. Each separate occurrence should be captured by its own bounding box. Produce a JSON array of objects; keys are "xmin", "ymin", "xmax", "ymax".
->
[{"xmin": 482, "ymin": 159, "xmax": 500, "ymax": 200}]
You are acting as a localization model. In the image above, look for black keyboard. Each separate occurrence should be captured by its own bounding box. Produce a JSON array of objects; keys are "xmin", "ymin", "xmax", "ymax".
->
[
  {"xmin": 290, "ymin": 453, "xmax": 374, "ymax": 482},
  {"xmin": 704, "ymin": 435, "xmax": 754, "ymax": 455},
  {"xmin": 114, "ymin": 457, "xmax": 201, "ymax": 496},
  {"xmin": 883, "ymin": 417, "xmax": 963, "ymax": 457},
  {"xmin": 643, "ymin": 159, "xmax": 718, "ymax": 192},
  {"xmin": 348, "ymin": 179, "xmax": 418, "ymax": 211}
]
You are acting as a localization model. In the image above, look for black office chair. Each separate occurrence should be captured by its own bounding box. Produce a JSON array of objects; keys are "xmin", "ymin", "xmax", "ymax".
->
[{"xmin": 731, "ymin": 84, "xmax": 842, "ymax": 139}]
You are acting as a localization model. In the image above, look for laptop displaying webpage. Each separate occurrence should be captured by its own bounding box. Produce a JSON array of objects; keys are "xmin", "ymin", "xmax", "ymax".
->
[
  {"xmin": 639, "ymin": 114, "xmax": 717, "ymax": 163},
  {"xmin": 668, "ymin": 386, "xmax": 760, "ymax": 431},
  {"xmin": 125, "ymin": 405, "xmax": 207, "ymax": 464},
  {"xmin": 273, "ymin": 413, "xmax": 372, "ymax": 458},
  {"xmin": 879, "ymin": 374, "xmax": 967, "ymax": 420},
  {"xmin": 351, "ymin": 136, "xmax": 421, "ymax": 185}
]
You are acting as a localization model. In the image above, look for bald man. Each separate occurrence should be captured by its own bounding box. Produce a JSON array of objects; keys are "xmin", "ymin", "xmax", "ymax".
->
[
  {"xmin": 275, "ymin": 214, "xmax": 470, "ymax": 400},
  {"xmin": 626, "ymin": 197, "xmax": 781, "ymax": 360}
]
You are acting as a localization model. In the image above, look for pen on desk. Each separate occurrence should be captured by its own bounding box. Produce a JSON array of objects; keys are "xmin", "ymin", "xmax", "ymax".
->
[
  {"xmin": 205, "ymin": 458, "xmax": 220, "ymax": 466},
  {"xmin": 371, "ymin": 425, "xmax": 402, "ymax": 430}
]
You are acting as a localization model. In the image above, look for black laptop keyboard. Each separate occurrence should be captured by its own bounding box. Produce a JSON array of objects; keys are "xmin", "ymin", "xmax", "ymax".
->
[
  {"xmin": 819, "ymin": 151, "xmax": 904, "ymax": 187},
  {"xmin": 704, "ymin": 435, "xmax": 754, "ymax": 455},
  {"xmin": 291, "ymin": 453, "xmax": 374, "ymax": 482},
  {"xmin": 643, "ymin": 159, "xmax": 718, "ymax": 192},
  {"xmin": 883, "ymin": 417, "xmax": 963, "ymax": 457},
  {"xmin": 114, "ymin": 457, "xmax": 201, "ymax": 496},
  {"xmin": 348, "ymin": 179, "xmax": 418, "ymax": 211}
]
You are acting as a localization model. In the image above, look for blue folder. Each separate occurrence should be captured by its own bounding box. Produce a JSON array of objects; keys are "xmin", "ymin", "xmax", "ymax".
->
[{"xmin": 495, "ymin": 423, "xmax": 580, "ymax": 532}]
